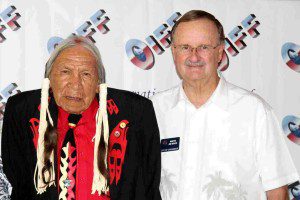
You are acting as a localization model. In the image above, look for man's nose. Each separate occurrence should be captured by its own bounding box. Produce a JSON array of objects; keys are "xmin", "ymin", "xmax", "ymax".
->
[
  {"xmin": 188, "ymin": 48, "xmax": 200, "ymax": 62},
  {"xmin": 69, "ymin": 73, "xmax": 83, "ymax": 89}
]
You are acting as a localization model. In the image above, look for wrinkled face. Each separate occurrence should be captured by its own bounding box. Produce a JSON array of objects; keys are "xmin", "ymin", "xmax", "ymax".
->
[
  {"xmin": 49, "ymin": 45, "xmax": 99, "ymax": 114},
  {"xmin": 172, "ymin": 19, "xmax": 224, "ymax": 84}
]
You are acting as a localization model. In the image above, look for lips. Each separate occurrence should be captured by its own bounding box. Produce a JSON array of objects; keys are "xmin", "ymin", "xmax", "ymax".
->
[
  {"xmin": 187, "ymin": 65, "xmax": 205, "ymax": 68},
  {"xmin": 65, "ymin": 96, "xmax": 82, "ymax": 101}
]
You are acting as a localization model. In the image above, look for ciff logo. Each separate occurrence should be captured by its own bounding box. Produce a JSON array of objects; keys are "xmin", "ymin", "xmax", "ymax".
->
[
  {"xmin": 281, "ymin": 42, "xmax": 300, "ymax": 73},
  {"xmin": 126, "ymin": 40, "xmax": 154, "ymax": 70},
  {"xmin": 0, "ymin": 83, "xmax": 21, "ymax": 121},
  {"xmin": 0, "ymin": 5, "xmax": 21, "ymax": 43},
  {"xmin": 125, "ymin": 13, "xmax": 260, "ymax": 71},
  {"xmin": 282, "ymin": 115, "xmax": 300, "ymax": 145},
  {"xmin": 47, "ymin": 9, "xmax": 110, "ymax": 53},
  {"xmin": 125, "ymin": 12, "xmax": 181, "ymax": 70},
  {"xmin": 288, "ymin": 181, "xmax": 300, "ymax": 200},
  {"xmin": 222, "ymin": 14, "xmax": 260, "ymax": 71}
]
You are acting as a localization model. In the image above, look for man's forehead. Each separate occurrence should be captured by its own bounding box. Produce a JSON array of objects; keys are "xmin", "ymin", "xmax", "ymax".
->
[
  {"xmin": 55, "ymin": 45, "xmax": 97, "ymax": 62},
  {"xmin": 51, "ymin": 45, "xmax": 99, "ymax": 74},
  {"xmin": 173, "ymin": 19, "xmax": 219, "ymax": 43}
]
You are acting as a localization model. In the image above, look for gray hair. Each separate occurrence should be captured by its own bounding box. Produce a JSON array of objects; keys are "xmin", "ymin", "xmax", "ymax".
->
[
  {"xmin": 44, "ymin": 35, "xmax": 106, "ymax": 83},
  {"xmin": 35, "ymin": 36, "xmax": 109, "ymax": 194},
  {"xmin": 171, "ymin": 10, "xmax": 225, "ymax": 44}
]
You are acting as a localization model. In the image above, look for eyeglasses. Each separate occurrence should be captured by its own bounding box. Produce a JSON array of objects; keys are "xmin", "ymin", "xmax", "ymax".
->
[{"xmin": 173, "ymin": 44, "xmax": 220, "ymax": 55}]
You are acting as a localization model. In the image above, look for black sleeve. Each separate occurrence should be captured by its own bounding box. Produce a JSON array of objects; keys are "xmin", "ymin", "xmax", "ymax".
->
[
  {"xmin": 141, "ymin": 100, "xmax": 161, "ymax": 200},
  {"xmin": 1, "ymin": 97, "xmax": 33, "ymax": 199}
]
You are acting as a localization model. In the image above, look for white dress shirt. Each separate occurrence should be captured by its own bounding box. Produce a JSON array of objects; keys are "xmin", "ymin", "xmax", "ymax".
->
[{"xmin": 151, "ymin": 77, "xmax": 299, "ymax": 200}]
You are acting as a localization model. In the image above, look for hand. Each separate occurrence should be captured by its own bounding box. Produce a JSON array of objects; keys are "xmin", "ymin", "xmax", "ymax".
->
[{"xmin": 266, "ymin": 185, "xmax": 288, "ymax": 200}]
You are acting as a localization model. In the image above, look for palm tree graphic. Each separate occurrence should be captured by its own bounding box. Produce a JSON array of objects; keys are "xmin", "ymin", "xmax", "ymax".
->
[
  {"xmin": 202, "ymin": 171, "xmax": 247, "ymax": 200},
  {"xmin": 160, "ymin": 169, "xmax": 177, "ymax": 199}
]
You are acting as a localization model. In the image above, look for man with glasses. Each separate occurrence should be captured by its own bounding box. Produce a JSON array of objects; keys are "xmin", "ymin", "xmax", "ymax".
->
[{"xmin": 151, "ymin": 10, "xmax": 299, "ymax": 199}]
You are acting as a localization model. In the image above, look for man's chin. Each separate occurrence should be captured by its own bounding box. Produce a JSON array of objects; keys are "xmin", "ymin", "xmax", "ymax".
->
[
  {"xmin": 64, "ymin": 109, "xmax": 84, "ymax": 114},
  {"xmin": 186, "ymin": 65, "xmax": 206, "ymax": 72},
  {"xmin": 60, "ymin": 103, "xmax": 86, "ymax": 114}
]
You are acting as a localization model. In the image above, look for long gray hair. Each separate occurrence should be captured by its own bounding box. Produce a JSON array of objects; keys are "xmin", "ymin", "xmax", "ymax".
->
[{"xmin": 34, "ymin": 35, "xmax": 110, "ymax": 195}]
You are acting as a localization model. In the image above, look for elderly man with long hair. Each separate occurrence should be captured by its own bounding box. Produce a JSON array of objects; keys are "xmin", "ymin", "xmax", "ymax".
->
[{"xmin": 2, "ymin": 35, "xmax": 161, "ymax": 200}]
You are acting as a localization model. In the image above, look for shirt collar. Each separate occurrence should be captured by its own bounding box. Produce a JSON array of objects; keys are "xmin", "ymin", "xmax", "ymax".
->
[
  {"xmin": 58, "ymin": 97, "xmax": 99, "ymax": 126},
  {"xmin": 172, "ymin": 76, "xmax": 229, "ymax": 111},
  {"xmin": 209, "ymin": 76, "xmax": 229, "ymax": 111}
]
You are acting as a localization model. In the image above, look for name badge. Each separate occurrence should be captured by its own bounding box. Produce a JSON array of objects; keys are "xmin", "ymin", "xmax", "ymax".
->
[{"xmin": 161, "ymin": 137, "xmax": 180, "ymax": 152}]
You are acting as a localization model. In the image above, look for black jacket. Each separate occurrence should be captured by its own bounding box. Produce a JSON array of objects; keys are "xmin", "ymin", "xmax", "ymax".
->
[{"xmin": 1, "ymin": 88, "xmax": 161, "ymax": 200}]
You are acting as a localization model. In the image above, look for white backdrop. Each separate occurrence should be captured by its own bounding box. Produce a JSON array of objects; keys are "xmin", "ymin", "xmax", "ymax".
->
[{"xmin": 0, "ymin": 0, "xmax": 300, "ymax": 198}]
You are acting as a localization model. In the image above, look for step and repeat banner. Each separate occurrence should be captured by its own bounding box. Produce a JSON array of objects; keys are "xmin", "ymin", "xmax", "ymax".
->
[{"xmin": 0, "ymin": 0, "xmax": 299, "ymax": 198}]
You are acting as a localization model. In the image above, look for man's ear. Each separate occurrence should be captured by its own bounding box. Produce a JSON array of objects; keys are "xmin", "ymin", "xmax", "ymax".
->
[
  {"xmin": 96, "ymin": 82, "xmax": 100, "ymax": 93},
  {"xmin": 48, "ymin": 76, "xmax": 52, "ymax": 87},
  {"xmin": 171, "ymin": 45, "xmax": 176, "ymax": 61},
  {"xmin": 218, "ymin": 43, "xmax": 225, "ymax": 62}
]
